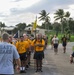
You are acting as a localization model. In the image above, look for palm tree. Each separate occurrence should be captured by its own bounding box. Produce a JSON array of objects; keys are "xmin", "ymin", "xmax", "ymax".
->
[
  {"xmin": 65, "ymin": 11, "xmax": 70, "ymax": 18},
  {"xmin": 54, "ymin": 9, "xmax": 65, "ymax": 33},
  {"xmin": 61, "ymin": 18, "xmax": 67, "ymax": 33},
  {"xmin": 54, "ymin": 9, "xmax": 71, "ymax": 34},
  {"xmin": 64, "ymin": 11, "xmax": 70, "ymax": 34},
  {"xmin": 65, "ymin": 11, "xmax": 70, "ymax": 29},
  {"xmin": 53, "ymin": 22, "xmax": 61, "ymax": 35},
  {"xmin": 54, "ymin": 9, "xmax": 64, "ymax": 21},
  {"xmin": 69, "ymin": 18, "xmax": 74, "ymax": 34},
  {"xmin": 38, "ymin": 10, "xmax": 50, "ymax": 29}
]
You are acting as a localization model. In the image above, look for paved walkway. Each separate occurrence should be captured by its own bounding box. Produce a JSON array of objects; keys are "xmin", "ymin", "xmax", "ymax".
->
[{"xmin": 15, "ymin": 42, "xmax": 74, "ymax": 75}]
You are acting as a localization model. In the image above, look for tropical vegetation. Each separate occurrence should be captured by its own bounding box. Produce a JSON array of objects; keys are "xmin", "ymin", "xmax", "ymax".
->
[{"xmin": 0, "ymin": 9, "xmax": 74, "ymax": 40}]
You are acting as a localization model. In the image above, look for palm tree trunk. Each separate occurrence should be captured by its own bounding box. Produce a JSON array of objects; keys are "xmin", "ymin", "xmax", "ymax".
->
[{"xmin": 61, "ymin": 18, "xmax": 64, "ymax": 34}]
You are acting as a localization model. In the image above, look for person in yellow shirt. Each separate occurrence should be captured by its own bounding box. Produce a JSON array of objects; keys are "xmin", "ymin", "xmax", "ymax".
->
[
  {"xmin": 27, "ymin": 36, "xmax": 32, "ymax": 66},
  {"xmin": 16, "ymin": 36, "xmax": 29, "ymax": 73},
  {"xmin": 23, "ymin": 34, "xmax": 32, "ymax": 68},
  {"xmin": 31, "ymin": 33, "xmax": 45, "ymax": 72}
]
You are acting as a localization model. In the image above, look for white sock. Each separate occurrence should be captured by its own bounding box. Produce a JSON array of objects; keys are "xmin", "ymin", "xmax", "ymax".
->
[
  {"xmin": 23, "ymin": 67, "xmax": 25, "ymax": 70},
  {"xmin": 20, "ymin": 67, "xmax": 23, "ymax": 70}
]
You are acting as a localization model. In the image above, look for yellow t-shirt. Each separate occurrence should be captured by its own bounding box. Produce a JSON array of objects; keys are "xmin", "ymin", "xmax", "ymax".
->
[
  {"xmin": 25, "ymin": 38, "xmax": 32, "ymax": 44},
  {"xmin": 28, "ymin": 39, "xmax": 32, "ymax": 45},
  {"xmin": 31, "ymin": 39, "xmax": 45, "ymax": 51},
  {"xmin": 16, "ymin": 41, "xmax": 29, "ymax": 54},
  {"xmin": 25, "ymin": 39, "xmax": 32, "ymax": 48}
]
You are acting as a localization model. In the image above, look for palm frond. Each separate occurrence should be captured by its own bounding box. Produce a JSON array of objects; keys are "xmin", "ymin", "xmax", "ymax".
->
[
  {"xmin": 65, "ymin": 11, "xmax": 70, "ymax": 18},
  {"xmin": 55, "ymin": 17, "xmax": 60, "ymax": 21},
  {"xmin": 54, "ymin": 16, "xmax": 59, "ymax": 18}
]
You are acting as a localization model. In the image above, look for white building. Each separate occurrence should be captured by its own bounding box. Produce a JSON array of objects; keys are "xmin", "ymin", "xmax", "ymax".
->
[
  {"xmin": 24, "ymin": 26, "xmax": 46, "ymax": 36},
  {"xmin": 0, "ymin": 26, "xmax": 15, "ymax": 35}
]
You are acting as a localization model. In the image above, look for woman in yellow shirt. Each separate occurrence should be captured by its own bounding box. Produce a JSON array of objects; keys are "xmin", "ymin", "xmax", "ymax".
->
[{"xmin": 31, "ymin": 33, "xmax": 45, "ymax": 72}]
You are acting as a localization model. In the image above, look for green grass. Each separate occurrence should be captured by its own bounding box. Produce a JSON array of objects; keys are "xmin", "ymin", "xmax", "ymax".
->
[
  {"xmin": 70, "ymin": 35, "xmax": 74, "ymax": 42},
  {"xmin": 47, "ymin": 32, "xmax": 74, "ymax": 44}
]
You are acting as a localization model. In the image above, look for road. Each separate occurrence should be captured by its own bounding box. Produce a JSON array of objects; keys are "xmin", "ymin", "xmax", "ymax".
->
[{"xmin": 15, "ymin": 42, "xmax": 74, "ymax": 75}]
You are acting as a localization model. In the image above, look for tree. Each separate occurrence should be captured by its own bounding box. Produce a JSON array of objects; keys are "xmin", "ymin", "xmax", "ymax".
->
[
  {"xmin": 62, "ymin": 18, "xmax": 67, "ymax": 33},
  {"xmin": 65, "ymin": 11, "xmax": 70, "ymax": 18},
  {"xmin": 13, "ymin": 27, "xmax": 18, "ymax": 34},
  {"xmin": 13, "ymin": 23, "xmax": 26, "ymax": 34},
  {"xmin": 27, "ymin": 24, "xmax": 32, "ymax": 27},
  {"xmin": 54, "ymin": 9, "xmax": 65, "ymax": 33},
  {"xmin": 39, "ymin": 10, "xmax": 49, "ymax": 21},
  {"xmin": 38, "ymin": 10, "xmax": 50, "ymax": 29},
  {"xmin": 0, "ymin": 22, "xmax": 6, "ymax": 36},
  {"xmin": 52, "ymin": 22, "xmax": 61, "ymax": 35},
  {"xmin": 64, "ymin": 11, "xmax": 70, "ymax": 34},
  {"xmin": 54, "ymin": 9, "xmax": 71, "ymax": 34},
  {"xmin": 0, "ymin": 22, "xmax": 6, "ymax": 28},
  {"xmin": 68, "ymin": 18, "xmax": 74, "ymax": 34},
  {"xmin": 40, "ymin": 23, "xmax": 45, "ymax": 29},
  {"xmin": 16, "ymin": 23, "xmax": 26, "ymax": 31}
]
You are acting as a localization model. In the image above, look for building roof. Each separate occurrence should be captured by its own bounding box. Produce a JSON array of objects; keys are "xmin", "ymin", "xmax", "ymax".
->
[
  {"xmin": 1, "ymin": 26, "xmax": 15, "ymax": 31},
  {"xmin": 24, "ymin": 26, "xmax": 40, "ymax": 30}
]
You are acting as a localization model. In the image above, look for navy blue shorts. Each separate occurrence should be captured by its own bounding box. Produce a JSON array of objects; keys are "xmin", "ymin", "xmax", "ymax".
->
[
  {"xmin": 54, "ymin": 44, "xmax": 58, "ymax": 49},
  {"xmin": 34, "ymin": 51, "xmax": 44, "ymax": 60},
  {"xmin": 62, "ymin": 42, "xmax": 66, "ymax": 47},
  {"xmin": 19, "ymin": 52, "xmax": 27, "ymax": 61}
]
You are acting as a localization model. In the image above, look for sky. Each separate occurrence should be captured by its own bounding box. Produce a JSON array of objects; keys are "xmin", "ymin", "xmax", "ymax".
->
[{"xmin": 0, "ymin": 0, "xmax": 74, "ymax": 26}]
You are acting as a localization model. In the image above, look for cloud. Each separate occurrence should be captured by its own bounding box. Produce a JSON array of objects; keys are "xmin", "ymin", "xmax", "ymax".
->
[
  {"xmin": 0, "ymin": 0, "xmax": 74, "ymax": 26},
  {"xmin": 11, "ymin": 0, "xmax": 22, "ymax": 2},
  {"xmin": 2, "ymin": 12, "xmax": 37, "ymax": 26},
  {"xmin": 13, "ymin": 1, "xmax": 74, "ymax": 17},
  {"xmin": 23, "ymin": 0, "xmax": 74, "ymax": 13}
]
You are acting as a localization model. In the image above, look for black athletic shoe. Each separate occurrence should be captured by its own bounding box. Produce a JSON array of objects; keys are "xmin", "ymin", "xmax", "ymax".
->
[
  {"xmin": 28, "ymin": 62, "xmax": 30, "ymax": 65},
  {"xmin": 26, "ymin": 65, "xmax": 29, "ymax": 68},
  {"xmin": 39, "ymin": 69, "xmax": 43, "ymax": 72},
  {"xmin": 35, "ymin": 69, "xmax": 38, "ymax": 72},
  {"xmin": 40, "ymin": 69, "xmax": 43, "ymax": 72},
  {"xmin": 25, "ymin": 68, "xmax": 27, "ymax": 70},
  {"xmin": 23, "ymin": 70, "xmax": 26, "ymax": 73},
  {"xmin": 20, "ymin": 70, "xmax": 24, "ymax": 73}
]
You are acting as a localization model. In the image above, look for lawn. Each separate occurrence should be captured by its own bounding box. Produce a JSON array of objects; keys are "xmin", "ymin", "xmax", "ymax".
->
[{"xmin": 47, "ymin": 32, "xmax": 74, "ymax": 44}]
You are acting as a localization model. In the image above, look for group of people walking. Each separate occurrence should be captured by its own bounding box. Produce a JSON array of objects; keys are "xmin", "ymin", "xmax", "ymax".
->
[
  {"xmin": 50, "ymin": 34, "xmax": 74, "ymax": 64},
  {"xmin": 0, "ymin": 32, "xmax": 48, "ymax": 75},
  {"xmin": 0, "ymin": 32, "xmax": 74, "ymax": 75},
  {"xmin": 50, "ymin": 34, "xmax": 67, "ymax": 54}
]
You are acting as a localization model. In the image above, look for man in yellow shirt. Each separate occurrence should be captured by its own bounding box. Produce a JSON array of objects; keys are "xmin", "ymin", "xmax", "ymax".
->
[
  {"xmin": 16, "ymin": 36, "xmax": 29, "ymax": 73},
  {"xmin": 23, "ymin": 34, "xmax": 32, "ymax": 69},
  {"xmin": 31, "ymin": 33, "xmax": 45, "ymax": 72}
]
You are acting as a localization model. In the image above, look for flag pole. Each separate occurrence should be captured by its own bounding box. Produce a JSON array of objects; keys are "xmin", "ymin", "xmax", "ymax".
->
[
  {"xmin": 35, "ymin": 28, "xmax": 36, "ymax": 38},
  {"xmin": 31, "ymin": 16, "xmax": 37, "ymax": 38},
  {"xmin": 35, "ymin": 16, "xmax": 37, "ymax": 38},
  {"xmin": 34, "ymin": 16, "xmax": 37, "ymax": 70},
  {"xmin": 18, "ymin": 30, "xmax": 20, "ymax": 38}
]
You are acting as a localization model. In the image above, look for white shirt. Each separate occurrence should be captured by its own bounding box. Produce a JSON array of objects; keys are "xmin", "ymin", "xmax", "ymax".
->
[{"xmin": 52, "ymin": 37, "xmax": 59, "ymax": 44}]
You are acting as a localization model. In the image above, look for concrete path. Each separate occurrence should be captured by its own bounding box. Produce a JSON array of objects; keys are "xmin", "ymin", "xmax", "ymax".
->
[{"xmin": 15, "ymin": 42, "xmax": 74, "ymax": 75}]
